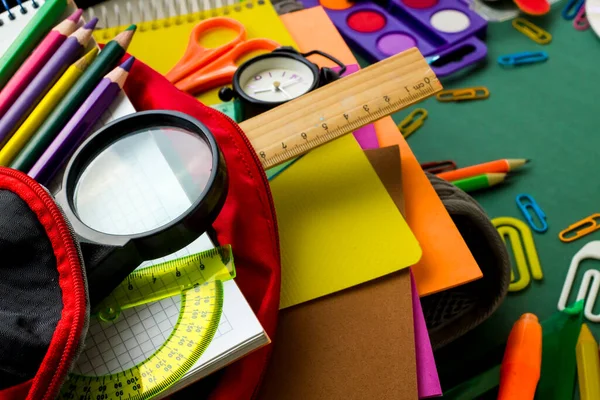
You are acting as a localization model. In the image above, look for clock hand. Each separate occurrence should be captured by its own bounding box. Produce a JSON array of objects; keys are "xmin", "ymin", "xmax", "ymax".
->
[
  {"xmin": 253, "ymin": 87, "xmax": 274, "ymax": 94},
  {"xmin": 280, "ymin": 79, "xmax": 301, "ymax": 89},
  {"xmin": 278, "ymin": 86, "xmax": 292, "ymax": 99}
]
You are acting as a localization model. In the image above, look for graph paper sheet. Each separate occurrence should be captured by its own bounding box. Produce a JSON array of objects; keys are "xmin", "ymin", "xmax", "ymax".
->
[{"xmin": 71, "ymin": 94, "xmax": 268, "ymax": 390}]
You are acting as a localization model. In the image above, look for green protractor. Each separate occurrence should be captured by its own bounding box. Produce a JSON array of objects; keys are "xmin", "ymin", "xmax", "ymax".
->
[{"xmin": 58, "ymin": 245, "xmax": 235, "ymax": 400}]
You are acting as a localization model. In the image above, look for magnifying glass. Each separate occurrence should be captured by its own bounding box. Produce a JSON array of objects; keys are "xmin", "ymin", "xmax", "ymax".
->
[{"xmin": 54, "ymin": 110, "xmax": 228, "ymax": 307}]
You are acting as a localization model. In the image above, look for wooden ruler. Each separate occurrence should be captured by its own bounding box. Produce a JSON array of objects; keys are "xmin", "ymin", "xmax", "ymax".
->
[{"xmin": 239, "ymin": 48, "xmax": 442, "ymax": 169}]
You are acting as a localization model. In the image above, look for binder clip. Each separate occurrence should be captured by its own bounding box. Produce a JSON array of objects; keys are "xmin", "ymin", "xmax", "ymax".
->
[
  {"xmin": 512, "ymin": 18, "xmax": 552, "ymax": 45},
  {"xmin": 559, "ymin": 214, "xmax": 600, "ymax": 243},
  {"xmin": 558, "ymin": 241, "xmax": 600, "ymax": 322},
  {"xmin": 498, "ymin": 51, "xmax": 548, "ymax": 67},
  {"xmin": 436, "ymin": 87, "xmax": 489, "ymax": 102},
  {"xmin": 562, "ymin": 0, "xmax": 585, "ymax": 20},
  {"xmin": 398, "ymin": 108, "xmax": 427, "ymax": 138},
  {"xmin": 493, "ymin": 217, "xmax": 543, "ymax": 292},
  {"xmin": 516, "ymin": 194, "xmax": 548, "ymax": 233},
  {"xmin": 420, "ymin": 160, "xmax": 457, "ymax": 175}
]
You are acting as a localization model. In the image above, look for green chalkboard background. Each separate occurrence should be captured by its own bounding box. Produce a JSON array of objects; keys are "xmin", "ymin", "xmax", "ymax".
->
[{"xmin": 356, "ymin": 2, "xmax": 600, "ymax": 397}]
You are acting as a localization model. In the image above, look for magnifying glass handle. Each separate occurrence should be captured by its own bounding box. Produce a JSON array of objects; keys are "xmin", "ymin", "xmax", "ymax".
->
[{"xmin": 81, "ymin": 241, "xmax": 143, "ymax": 308}]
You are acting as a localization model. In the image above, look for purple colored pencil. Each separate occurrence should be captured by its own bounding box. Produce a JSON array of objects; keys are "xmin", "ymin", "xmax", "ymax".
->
[
  {"xmin": 28, "ymin": 57, "xmax": 135, "ymax": 185},
  {"xmin": 0, "ymin": 18, "xmax": 98, "ymax": 146}
]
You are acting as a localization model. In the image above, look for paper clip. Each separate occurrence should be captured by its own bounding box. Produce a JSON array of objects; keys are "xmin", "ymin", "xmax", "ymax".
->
[
  {"xmin": 573, "ymin": 5, "xmax": 589, "ymax": 30},
  {"xmin": 562, "ymin": 0, "xmax": 585, "ymax": 20},
  {"xmin": 559, "ymin": 214, "xmax": 600, "ymax": 243},
  {"xmin": 497, "ymin": 51, "xmax": 548, "ymax": 67},
  {"xmin": 399, "ymin": 108, "xmax": 428, "ymax": 138},
  {"xmin": 493, "ymin": 217, "xmax": 543, "ymax": 292},
  {"xmin": 436, "ymin": 87, "xmax": 489, "ymax": 102},
  {"xmin": 558, "ymin": 241, "xmax": 600, "ymax": 322},
  {"xmin": 420, "ymin": 160, "xmax": 457, "ymax": 174},
  {"xmin": 512, "ymin": 18, "xmax": 552, "ymax": 45},
  {"xmin": 516, "ymin": 194, "xmax": 548, "ymax": 233}
]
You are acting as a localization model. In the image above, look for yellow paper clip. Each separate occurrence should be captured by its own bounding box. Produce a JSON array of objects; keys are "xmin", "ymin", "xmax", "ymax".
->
[
  {"xmin": 493, "ymin": 217, "xmax": 543, "ymax": 292},
  {"xmin": 436, "ymin": 87, "xmax": 489, "ymax": 102},
  {"xmin": 559, "ymin": 214, "xmax": 600, "ymax": 243},
  {"xmin": 399, "ymin": 108, "xmax": 428, "ymax": 138},
  {"xmin": 512, "ymin": 18, "xmax": 552, "ymax": 45}
]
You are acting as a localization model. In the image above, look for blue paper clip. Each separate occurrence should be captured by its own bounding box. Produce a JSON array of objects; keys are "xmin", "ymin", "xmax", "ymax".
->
[
  {"xmin": 516, "ymin": 194, "xmax": 548, "ymax": 233},
  {"xmin": 498, "ymin": 52, "xmax": 548, "ymax": 67},
  {"xmin": 562, "ymin": 0, "xmax": 585, "ymax": 20}
]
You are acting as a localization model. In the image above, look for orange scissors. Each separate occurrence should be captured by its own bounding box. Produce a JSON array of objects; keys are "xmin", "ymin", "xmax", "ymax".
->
[{"xmin": 166, "ymin": 18, "xmax": 280, "ymax": 95}]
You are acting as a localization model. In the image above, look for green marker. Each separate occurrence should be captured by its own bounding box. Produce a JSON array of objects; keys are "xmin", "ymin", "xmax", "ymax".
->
[
  {"xmin": 452, "ymin": 173, "xmax": 507, "ymax": 193},
  {"xmin": 0, "ymin": 0, "xmax": 69, "ymax": 89},
  {"xmin": 10, "ymin": 25, "xmax": 137, "ymax": 172}
]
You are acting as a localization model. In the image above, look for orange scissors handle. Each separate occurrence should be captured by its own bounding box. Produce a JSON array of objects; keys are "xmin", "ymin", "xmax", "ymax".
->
[
  {"xmin": 165, "ymin": 17, "xmax": 246, "ymax": 84},
  {"xmin": 175, "ymin": 38, "xmax": 280, "ymax": 95}
]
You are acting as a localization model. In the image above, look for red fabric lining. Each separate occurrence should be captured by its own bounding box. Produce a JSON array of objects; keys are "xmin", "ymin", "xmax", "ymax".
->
[
  {"xmin": 0, "ymin": 171, "xmax": 86, "ymax": 400},
  {"xmin": 124, "ymin": 58, "xmax": 281, "ymax": 399}
]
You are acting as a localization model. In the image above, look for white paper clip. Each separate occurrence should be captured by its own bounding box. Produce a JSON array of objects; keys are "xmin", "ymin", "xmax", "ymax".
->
[{"xmin": 558, "ymin": 240, "xmax": 600, "ymax": 322}]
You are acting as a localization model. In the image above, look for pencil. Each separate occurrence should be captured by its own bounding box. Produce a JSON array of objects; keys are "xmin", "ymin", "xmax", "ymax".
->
[
  {"xmin": 576, "ymin": 324, "xmax": 600, "ymax": 400},
  {"xmin": 29, "ymin": 57, "xmax": 135, "ymax": 185},
  {"xmin": 437, "ymin": 159, "xmax": 529, "ymax": 181},
  {"xmin": 10, "ymin": 24, "xmax": 137, "ymax": 173},
  {"xmin": 452, "ymin": 173, "xmax": 507, "ymax": 192},
  {"xmin": 0, "ymin": 9, "xmax": 83, "ymax": 118},
  {"xmin": 0, "ymin": 18, "xmax": 97, "ymax": 146},
  {"xmin": 0, "ymin": 0, "xmax": 69, "ymax": 89},
  {"xmin": 0, "ymin": 49, "xmax": 98, "ymax": 167}
]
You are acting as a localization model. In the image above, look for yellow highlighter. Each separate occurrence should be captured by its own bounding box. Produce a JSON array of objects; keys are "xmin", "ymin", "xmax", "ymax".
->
[
  {"xmin": 576, "ymin": 323, "xmax": 600, "ymax": 400},
  {"xmin": 0, "ymin": 48, "xmax": 98, "ymax": 166}
]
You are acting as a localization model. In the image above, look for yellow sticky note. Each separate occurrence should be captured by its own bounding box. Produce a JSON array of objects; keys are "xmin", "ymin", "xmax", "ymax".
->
[
  {"xmin": 94, "ymin": 0, "xmax": 297, "ymax": 105},
  {"xmin": 271, "ymin": 135, "xmax": 422, "ymax": 309}
]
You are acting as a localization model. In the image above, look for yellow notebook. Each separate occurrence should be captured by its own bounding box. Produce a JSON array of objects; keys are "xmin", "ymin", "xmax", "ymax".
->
[
  {"xmin": 91, "ymin": 0, "xmax": 297, "ymax": 105},
  {"xmin": 272, "ymin": 135, "xmax": 422, "ymax": 309}
]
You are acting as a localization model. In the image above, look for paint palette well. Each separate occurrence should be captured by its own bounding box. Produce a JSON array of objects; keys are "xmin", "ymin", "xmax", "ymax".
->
[{"xmin": 300, "ymin": 0, "xmax": 488, "ymax": 76}]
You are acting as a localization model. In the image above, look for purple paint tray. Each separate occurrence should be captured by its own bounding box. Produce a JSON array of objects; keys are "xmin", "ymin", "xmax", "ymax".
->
[{"xmin": 300, "ymin": 0, "xmax": 488, "ymax": 77}]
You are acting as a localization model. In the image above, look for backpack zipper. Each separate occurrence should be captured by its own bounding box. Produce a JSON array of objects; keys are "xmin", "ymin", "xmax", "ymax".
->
[{"xmin": 0, "ymin": 168, "xmax": 87, "ymax": 400}]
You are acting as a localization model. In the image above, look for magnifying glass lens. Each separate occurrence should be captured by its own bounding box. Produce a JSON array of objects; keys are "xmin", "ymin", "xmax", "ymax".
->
[{"xmin": 74, "ymin": 126, "xmax": 213, "ymax": 236}]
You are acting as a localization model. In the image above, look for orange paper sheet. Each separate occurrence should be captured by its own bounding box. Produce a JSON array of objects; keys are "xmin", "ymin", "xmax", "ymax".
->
[{"xmin": 280, "ymin": 7, "xmax": 482, "ymax": 296}]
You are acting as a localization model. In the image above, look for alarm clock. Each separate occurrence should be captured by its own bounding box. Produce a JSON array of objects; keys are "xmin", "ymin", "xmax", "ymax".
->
[{"xmin": 218, "ymin": 47, "xmax": 346, "ymax": 120}]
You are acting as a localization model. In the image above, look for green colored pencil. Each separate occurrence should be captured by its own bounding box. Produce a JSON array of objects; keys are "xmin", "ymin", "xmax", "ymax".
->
[
  {"xmin": 452, "ymin": 173, "xmax": 507, "ymax": 192},
  {"xmin": 10, "ymin": 25, "xmax": 136, "ymax": 172},
  {"xmin": 0, "ymin": 0, "xmax": 69, "ymax": 89}
]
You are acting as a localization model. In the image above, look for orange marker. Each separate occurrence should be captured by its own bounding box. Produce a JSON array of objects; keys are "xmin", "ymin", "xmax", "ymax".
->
[
  {"xmin": 498, "ymin": 313, "xmax": 542, "ymax": 400},
  {"xmin": 437, "ymin": 158, "xmax": 529, "ymax": 182}
]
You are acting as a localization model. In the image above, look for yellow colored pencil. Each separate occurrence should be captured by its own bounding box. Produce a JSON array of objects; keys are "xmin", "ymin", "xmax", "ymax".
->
[
  {"xmin": 0, "ymin": 48, "xmax": 98, "ymax": 166},
  {"xmin": 576, "ymin": 324, "xmax": 600, "ymax": 400}
]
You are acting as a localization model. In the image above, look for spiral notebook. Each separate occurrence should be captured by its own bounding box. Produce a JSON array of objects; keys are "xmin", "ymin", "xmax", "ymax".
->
[
  {"xmin": 84, "ymin": 0, "xmax": 297, "ymax": 105},
  {"xmin": 0, "ymin": 0, "xmax": 47, "ymax": 57}
]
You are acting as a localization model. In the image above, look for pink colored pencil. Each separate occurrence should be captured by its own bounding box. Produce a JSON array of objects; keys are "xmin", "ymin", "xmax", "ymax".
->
[{"xmin": 0, "ymin": 9, "xmax": 83, "ymax": 118}]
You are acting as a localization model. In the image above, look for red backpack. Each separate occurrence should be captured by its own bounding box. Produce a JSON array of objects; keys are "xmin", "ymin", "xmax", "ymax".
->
[{"xmin": 0, "ymin": 57, "xmax": 280, "ymax": 400}]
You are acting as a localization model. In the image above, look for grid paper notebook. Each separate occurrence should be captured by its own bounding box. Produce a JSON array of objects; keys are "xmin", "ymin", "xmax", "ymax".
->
[{"xmin": 69, "ymin": 95, "xmax": 268, "ymax": 397}]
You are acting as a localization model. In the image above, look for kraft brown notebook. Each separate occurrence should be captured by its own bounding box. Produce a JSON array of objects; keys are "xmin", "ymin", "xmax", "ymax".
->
[{"xmin": 257, "ymin": 146, "xmax": 418, "ymax": 400}]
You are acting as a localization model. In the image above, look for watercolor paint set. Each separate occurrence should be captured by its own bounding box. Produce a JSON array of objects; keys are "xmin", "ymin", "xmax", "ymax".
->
[{"xmin": 300, "ymin": 0, "xmax": 488, "ymax": 76}]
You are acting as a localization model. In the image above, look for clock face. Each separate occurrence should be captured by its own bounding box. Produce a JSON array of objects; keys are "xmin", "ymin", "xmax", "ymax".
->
[{"xmin": 238, "ymin": 55, "xmax": 317, "ymax": 104}]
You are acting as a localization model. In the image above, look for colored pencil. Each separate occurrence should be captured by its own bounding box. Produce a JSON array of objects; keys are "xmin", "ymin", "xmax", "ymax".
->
[
  {"xmin": 576, "ymin": 324, "xmax": 600, "ymax": 400},
  {"xmin": 452, "ymin": 173, "xmax": 507, "ymax": 192},
  {"xmin": 437, "ymin": 159, "xmax": 529, "ymax": 181},
  {"xmin": 29, "ymin": 57, "xmax": 135, "ymax": 184},
  {"xmin": 0, "ymin": 0, "xmax": 69, "ymax": 89},
  {"xmin": 0, "ymin": 9, "xmax": 83, "ymax": 118},
  {"xmin": 0, "ymin": 49, "xmax": 98, "ymax": 167},
  {"xmin": 10, "ymin": 25, "xmax": 137, "ymax": 173},
  {"xmin": 0, "ymin": 18, "xmax": 97, "ymax": 146}
]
